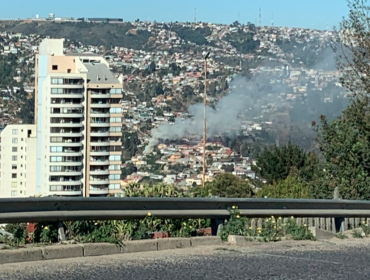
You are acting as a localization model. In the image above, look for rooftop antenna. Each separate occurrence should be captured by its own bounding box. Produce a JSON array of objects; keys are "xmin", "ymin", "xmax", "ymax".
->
[
  {"xmin": 194, "ymin": 8, "xmax": 196, "ymax": 23},
  {"xmin": 271, "ymin": 12, "xmax": 274, "ymax": 27},
  {"xmin": 259, "ymin": 8, "xmax": 261, "ymax": 26},
  {"xmin": 238, "ymin": 11, "xmax": 240, "ymax": 23}
]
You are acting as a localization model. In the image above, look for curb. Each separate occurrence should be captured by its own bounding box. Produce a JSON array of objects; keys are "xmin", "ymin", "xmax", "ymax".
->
[{"xmin": 0, "ymin": 236, "xmax": 223, "ymax": 264}]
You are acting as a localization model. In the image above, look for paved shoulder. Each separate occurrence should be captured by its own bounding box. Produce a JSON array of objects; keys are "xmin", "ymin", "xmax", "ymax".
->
[{"xmin": 1, "ymin": 240, "xmax": 370, "ymax": 280}]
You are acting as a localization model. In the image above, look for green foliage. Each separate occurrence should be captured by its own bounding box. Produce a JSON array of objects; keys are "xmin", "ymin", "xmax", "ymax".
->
[
  {"xmin": 258, "ymin": 175, "xmax": 311, "ymax": 199},
  {"xmin": 33, "ymin": 223, "xmax": 59, "ymax": 244},
  {"xmin": 335, "ymin": 232, "xmax": 348, "ymax": 239},
  {"xmin": 224, "ymin": 28, "xmax": 260, "ymax": 54},
  {"xmin": 360, "ymin": 222, "xmax": 370, "ymax": 236},
  {"xmin": 219, "ymin": 207, "xmax": 250, "ymax": 241},
  {"xmin": 255, "ymin": 143, "xmax": 308, "ymax": 183},
  {"xmin": 18, "ymin": 96, "xmax": 34, "ymax": 124},
  {"xmin": 352, "ymin": 229, "xmax": 364, "ymax": 238},
  {"xmin": 1, "ymin": 22, "xmax": 151, "ymax": 50},
  {"xmin": 205, "ymin": 173, "xmax": 254, "ymax": 198},
  {"xmin": 284, "ymin": 218, "xmax": 314, "ymax": 240},
  {"xmin": 171, "ymin": 26, "xmax": 212, "ymax": 45},
  {"xmin": 314, "ymin": 98, "xmax": 370, "ymax": 200},
  {"xmin": 1, "ymin": 223, "xmax": 27, "ymax": 247}
]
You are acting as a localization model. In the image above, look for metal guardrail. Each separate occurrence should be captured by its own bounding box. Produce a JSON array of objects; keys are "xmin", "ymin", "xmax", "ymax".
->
[{"xmin": 1, "ymin": 197, "xmax": 370, "ymax": 223}]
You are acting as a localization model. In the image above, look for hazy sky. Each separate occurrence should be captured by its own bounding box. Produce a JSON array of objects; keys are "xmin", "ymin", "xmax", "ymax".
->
[{"xmin": 1, "ymin": 0, "xmax": 349, "ymax": 30}]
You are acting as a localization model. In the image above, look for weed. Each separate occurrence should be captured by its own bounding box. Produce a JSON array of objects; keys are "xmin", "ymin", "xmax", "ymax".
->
[
  {"xmin": 335, "ymin": 232, "xmax": 348, "ymax": 239},
  {"xmin": 352, "ymin": 229, "xmax": 364, "ymax": 238}
]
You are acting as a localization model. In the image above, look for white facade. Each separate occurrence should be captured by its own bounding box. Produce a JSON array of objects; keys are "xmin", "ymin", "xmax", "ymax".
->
[
  {"xmin": 35, "ymin": 39, "xmax": 123, "ymax": 197},
  {"xmin": 0, "ymin": 125, "xmax": 37, "ymax": 197}
]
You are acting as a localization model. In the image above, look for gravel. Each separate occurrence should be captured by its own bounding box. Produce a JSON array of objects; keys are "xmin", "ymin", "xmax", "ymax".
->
[{"xmin": 1, "ymin": 239, "xmax": 370, "ymax": 280}]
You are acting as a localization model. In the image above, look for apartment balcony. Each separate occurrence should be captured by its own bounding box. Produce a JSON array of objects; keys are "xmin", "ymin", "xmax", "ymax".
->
[
  {"xmin": 90, "ymin": 141, "xmax": 110, "ymax": 146},
  {"xmin": 50, "ymin": 103, "xmax": 83, "ymax": 108},
  {"xmin": 89, "ymin": 158, "xmax": 110, "ymax": 165},
  {"xmin": 89, "ymin": 169, "xmax": 109, "ymax": 175},
  {"xmin": 51, "ymin": 161, "xmax": 83, "ymax": 167},
  {"xmin": 90, "ymin": 150, "xmax": 110, "ymax": 156},
  {"xmin": 89, "ymin": 179, "xmax": 109, "ymax": 185},
  {"xmin": 90, "ymin": 131, "xmax": 109, "ymax": 137},
  {"xmin": 90, "ymin": 103, "xmax": 110, "ymax": 108},
  {"xmin": 50, "ymin": 93, "xmax": 83, "ymax": 99},
  {"xmin": 90, "ymin": 93, "xmax": 110, "ymax": 98},
  {"xmin": 90, "ymin": 122, "xmax": 110, "ymax": 127},
  {"xmin": 50, "ymin": 122, "xmax": 83, "ymax": 128},
  {"xmin": 52, "ymin": 83, "xmax": 84, "ymax": 89},
  {"xmin": 50, "ymin": 170, "xmax": 82, "ymax": 176},
  {"xmin": 50, "ymin": 185, "xmax": 82, "ymax": 196},
  {"xmin": 91, "ymin": 112, "xmax": 110, "ymax": 118},
  {"xmin": 50, "ymin": 132, "xmax": 83, "ymax": 138},
  {"xmin": 89, "ymin": 186, "xmax": 109, "ymax": 195}
]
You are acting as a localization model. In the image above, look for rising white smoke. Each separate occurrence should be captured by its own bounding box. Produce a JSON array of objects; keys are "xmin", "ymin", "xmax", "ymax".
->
[{"xmin": 144, "ymin": 76, "xmax": 262, "ymax": 153}]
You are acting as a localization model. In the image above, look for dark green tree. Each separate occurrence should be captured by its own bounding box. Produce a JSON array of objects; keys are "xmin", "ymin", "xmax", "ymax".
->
[
  {"xmin": 255, "ymin": 144, "xmax": 307, "ymax": 183},
  {"xmin": 205, "ymin": 173, "xmax": 253, "ymax": 198}
]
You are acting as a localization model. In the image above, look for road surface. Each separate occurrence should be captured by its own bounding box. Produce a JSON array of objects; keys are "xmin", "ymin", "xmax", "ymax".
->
[{"xmin": 1, "ymin": 239, "xmax": 370, "ymax": 280}]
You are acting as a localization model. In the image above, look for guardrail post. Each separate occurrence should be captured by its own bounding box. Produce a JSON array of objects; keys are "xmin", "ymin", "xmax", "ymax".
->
[
  {"xmin": 333, "ymin": 187, "xmax": 344, "ymax": 232},
  {"xmin": 58, "ymin": 222, "xmax": 66, "ymax": 241},
  {"xmin": 210, "ymin": 218, "xmax": 223, "ymax": 236}
]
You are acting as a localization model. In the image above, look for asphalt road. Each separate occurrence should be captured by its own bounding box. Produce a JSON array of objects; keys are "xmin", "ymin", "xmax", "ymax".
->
[{"xmin": 1, "ymin": 240, "xmax": 370, "ymax": 280}]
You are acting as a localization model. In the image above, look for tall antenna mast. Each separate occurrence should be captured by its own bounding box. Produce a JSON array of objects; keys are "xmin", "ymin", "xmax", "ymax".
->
[
  {"xmin": 202, "ymin": 52, "xmax": 210, "ymax": 188},
  {"xmin": 259, "ymin": 8, "xmax": 261, "ymax": 26},
  {"xmin": 238, "ymin": 11, "xmax": 240, "ymax": 23},
  {"xmin": 194, "ymin": 8, "xmax": 197, "ymax": 23},
  {"xmin": 271, "ymin": 12, "xmax": 274, "ymax": 27}
]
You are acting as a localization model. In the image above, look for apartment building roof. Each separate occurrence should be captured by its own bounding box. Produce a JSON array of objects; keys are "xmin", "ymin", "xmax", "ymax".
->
[{"xmin": 84, "ymin": 63, "xmax": 120, "ymax": 84}]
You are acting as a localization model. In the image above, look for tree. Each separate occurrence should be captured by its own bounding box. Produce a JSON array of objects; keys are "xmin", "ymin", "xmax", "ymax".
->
[
  {"xmin": 313, "ymin": 0, "xmax": 370, "ymax": 200},
  {"xmin": 205, "ymin": 173, "xmax": 253, "ymax": 198},
  {"xmin": 255, "ymin": 144, "xmax": 307, "ymax": 183},
  {"xmin": 257, "ymin": 175, "xmax": 311, "ymax": 199}
]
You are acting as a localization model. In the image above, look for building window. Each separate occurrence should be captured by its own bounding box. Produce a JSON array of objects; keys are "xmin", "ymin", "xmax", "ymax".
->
[
  {"xmin": 110, "ymin": 108, "xmax": 122, "ymax": 114},
  {"xmin": 12, "ymin": 138, "xmax": 18, "ymax": 143},
  {"xmin": 50, "ymin": 166, "xmax": 62, "ymax": 172},
  {"xmin": 109, "ymin": 155, "xmax": 121, "ymax": 161},
  {"xmin": 67, "ymin": 69, "xmax": 71, "ymax": 73},
  {"xmin": 109, "ymin": 117, "xmax": 122, "ymax": 123},
  {"xmin": 51, "ymin": 88, "xmax": 63, "ymax": 94},
  {"xmin": 11, "ymin": 182, "xmax": 17, "ymax": 187},
  {"xmin": 109, "ymin": 184, "xmax": 120, "ymax": 190},
  {"xmin": 109, "ymin": 88, "xmax": 122, "ymax": 94},
  {"xmin": 12, "ymin": 129, "xmax": 18, "ymax": 135},
  {"xmin": 50, "ymin": 156, "xmax": 63, "ymax": 162},
  {"xmin": 52, "ymin": 65, "xmax": 58, "ymax": 70},
  {"xmin": 12, "ymin": 156, "xmax": 17, "ymax": 161},
  {"xmin": 50, "ymin": 146, "xmax": 63, "ymax": 153},
  {"xmin": 109, "ymin": 127, "xmax": 121, "ymax": 133},
  {"xmin": 11, "ymin": 191, "xmax": 17, "ymax": 197},
  {"xmin": 12, "ymin": 147, "xmax": 17, "ymax": 152},
  {"xmin": 109, "ymin": 164, "xmax": 120, "ymax": 171},
  {"xmin": 109, "ymin": 174, "xmax": 120, "ymax": 180},
  {"xmin": 12, "ymin": 164, "xmax": 17, "ymax": 170},
  {"xmin": 50, "ymin": 137, "xmax": 63, "ymax": 143},
  {"xmin": 51, "ymin": 78, "xmax": 63, "ymax": 85},
  {"xmin": 12, "ymin": 173, "xmax": 17, "ymax": 179}
]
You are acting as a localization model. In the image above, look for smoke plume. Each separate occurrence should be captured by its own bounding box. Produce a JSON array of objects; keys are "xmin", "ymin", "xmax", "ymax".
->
[{"xmin": 144, "ymin": 76, "xmax": 257, "ymax": 153}]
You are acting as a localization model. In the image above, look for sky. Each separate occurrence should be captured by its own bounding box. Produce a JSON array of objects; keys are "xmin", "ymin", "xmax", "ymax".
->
[{"xmin": 1, "ymin": 0, "xmax": 349, "ymax": 30}]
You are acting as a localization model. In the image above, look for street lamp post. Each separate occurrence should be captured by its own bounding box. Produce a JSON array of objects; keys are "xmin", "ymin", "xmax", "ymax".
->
[{"xmin": 202, "ymin": 52, "xmax": 210, "ymax": 188}]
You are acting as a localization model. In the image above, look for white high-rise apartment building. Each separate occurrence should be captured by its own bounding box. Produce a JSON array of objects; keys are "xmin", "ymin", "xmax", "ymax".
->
[
  {"xmin": 0, "ymin": 38, "xmax": 123, "ymax": 197},
  {"xmin": 0, "ymin": 125, "xmax": 37, "ymax": 197}
]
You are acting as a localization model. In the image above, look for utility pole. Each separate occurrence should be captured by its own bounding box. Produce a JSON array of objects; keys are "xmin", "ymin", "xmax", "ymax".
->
[{"xmin": 202, "ymin": 52, "xmax": 210, "ymax": 188}]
